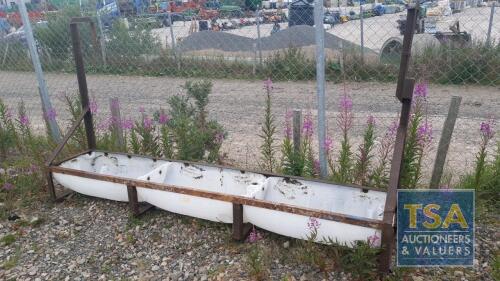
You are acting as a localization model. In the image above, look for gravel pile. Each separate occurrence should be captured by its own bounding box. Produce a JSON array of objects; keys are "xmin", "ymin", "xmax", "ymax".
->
[
  {"xmin": 0, "ymin": 194, "xmax": 498, "ymax": 280},
  {"xmin": 179, "ymin": 26, "xmax": 375, "ymax": 54}
]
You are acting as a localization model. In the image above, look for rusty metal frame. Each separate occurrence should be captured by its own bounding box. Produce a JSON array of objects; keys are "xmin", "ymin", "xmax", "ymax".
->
[
  {"xmin": 45, "ymin": 10, "xmax": 418, "ymax": 273},
  {"xmin": 378, "ymin": 5, "xmax": 419, "ymax": 274}
]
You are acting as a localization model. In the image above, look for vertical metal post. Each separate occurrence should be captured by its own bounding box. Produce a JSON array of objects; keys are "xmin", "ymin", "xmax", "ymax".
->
[
  {"xmin": 252, "ymin": 42, "xmax": 257, "ymax": 75},
  {"xmin": 167, "ymin": 10, "xmax": 179, "ymax": 70},
  {"xmin": 378, "ymin": 6, "xmax": 418, "ymax": 275},
  {"xmin": 360, "ymin": 5, "xmax": 364, "ymax": 63},
  {"xmin": 167, "ymin": 10, "xmax": 176, "ymax": 50},
  {"xmin": 314, "ymin": 0, "xmax": 327, "ymax": 178},
  {"xmin": 293, "ymin": 109, "xmax": 302, "ymax": 154},
  {"xmin": 70, "ymin": 22, "xmax": 97, "ymax": 150},
  {"xmin": 486, "ymin": 2, "xmax": 496, "ymax": 46},
  {"xmin": 127, "ymin": 185, "xmax": 140, "ymax": 216},
  {"xmin": 96, "ymin": 12, "xmax": 107, "ymax": 67},
  {"xmin": 232, "ymin": 203, "xmax": 252, "ymax": 241},
  {"xmin": 2, "ymin": 43, "xmax": 8, "ymax": 66},
  {"xmin": 256, "ymin": 7, "xmax": 263, "ymax": 66},
  {"xmin": 109, "ymin": 97, "xmax": 125, "ymax": 149},
  {"xmin": 429, "ymin": 96, "xmax": 462, "ymax": 188},
  {"xmin": 17, "ymin": 0, "xmax": 61, "ymax": 142}
]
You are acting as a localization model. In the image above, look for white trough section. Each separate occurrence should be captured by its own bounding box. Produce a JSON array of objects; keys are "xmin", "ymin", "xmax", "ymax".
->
[{"xmin": 53, "ymin": 152, "xmax": 386, "ymax": 246}]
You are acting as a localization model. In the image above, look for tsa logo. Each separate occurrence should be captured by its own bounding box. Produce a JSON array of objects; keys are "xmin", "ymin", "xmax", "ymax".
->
[{"xmin": 397, "ymin": 190, "xmax": 474, "ymax": 267}]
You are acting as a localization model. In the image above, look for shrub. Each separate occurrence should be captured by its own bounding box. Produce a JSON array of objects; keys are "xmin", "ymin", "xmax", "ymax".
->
[
  {"xmin": 106, "ymin": 20, "xmax": 161, "ymax": 66},
  {"xmin": 264, "ymin": 47, "xmax": 315, "ymax": 81}
]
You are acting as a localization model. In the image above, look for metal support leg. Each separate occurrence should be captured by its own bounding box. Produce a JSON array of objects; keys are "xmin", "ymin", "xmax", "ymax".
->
[
  {"xmin": 46, "ymin": 170, "xmax": 74, "ymax": 202},
  {"xmin": 232, "ymin": 203, "xmax": 252, "ymax": 241},
  {"xmin": 127, "ymin": 185, "xmax": 153, "ymax": 217}
]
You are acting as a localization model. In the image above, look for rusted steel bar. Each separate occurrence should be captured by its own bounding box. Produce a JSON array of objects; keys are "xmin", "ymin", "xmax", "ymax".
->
[
  {"xmin": 45, "ymin": 107, "xmax": 89, "ymax": 166},
  {"xmin": 46, "ymin": 170, "xmax": 74, "ymax": 202},
  {"xmin": 378, "ymin": 6, "xmax": 418, "ymax": 274},
  {"xmin": 379, "ymin": 79, "xmax": 414, "ymax": 273},
  {"xmin": 232, "ymin": 203, "xmax": 252, "ymax": 241},
  {"xmin": 48, "ymin": 165, "xmax": 387, "ymax": 229},
  {"xmin": 395, "ymin": 6, "xmax": 418, "ymax": 102},
  {"xmin": 127, "ymin": 185, "xmax": 140, "ymax": 216},
  {"xmin": 70, "ymin": 22, "xmax": 96, "ymax": 150},
  {"xmin": 46, "ymin": 170, "xmax": 56, "ymax": 201}
]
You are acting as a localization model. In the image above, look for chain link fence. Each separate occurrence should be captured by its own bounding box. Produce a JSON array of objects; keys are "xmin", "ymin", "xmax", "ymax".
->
[
  {"xmin": 0, "ymin": 0, "xmax": 498, "ymax": 185},
  {"xmin": 0, "ymin": 0, "xmax": 499, "ymax": 83}
]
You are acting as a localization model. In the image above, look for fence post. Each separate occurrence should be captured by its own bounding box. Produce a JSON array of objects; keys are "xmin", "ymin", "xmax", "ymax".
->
[
  {"xmin": 379, "ymin": 6, "xmax": 418, "ymax": 275},
  {"xmin": 96, "ymin": 13, "xmax": 107, "ymax": 67},
  {"xmin": 252, "ymin": 42, "xmax": 257, "ymax": 76},
  {"xmin": 314, "ymin": 0, "xmax": 327, "ymax": 178},
  {"xmin": 167, "ymin": 10, "xmax": 179, "ymax": 70},
  {"xmin": 1, "ymin": 43, "xmax": 8, "ymax": 67},
  {"xmin": 256, "ymin": 7, "xmax": 263, "ymax": 66},
  {"xmin": 17, "ymin": 0, "xmax": 61, "ymax": 142},
  {"xmin": 293, "ymin": 110, "xmax": 302, "ymax": 154},
  {"xmin": 109, "ymin": 97, "xmax": 125, "ymax": 149},
  {"xmin": 360, "ymin": 5, "xmax": 364, "ymax": 64},
  {"xmin": 486, "ymin": 2, "xmax": 496, "ymax": 46},
  {"xmin": 70, "ymin": 22, "xmax": 97, "ymax": 150},
  {"xmin": 429, "ymin": 96, "xmax": 462, "ymax": 188}
]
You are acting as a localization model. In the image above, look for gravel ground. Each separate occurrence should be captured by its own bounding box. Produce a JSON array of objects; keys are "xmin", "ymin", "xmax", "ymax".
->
[
  {"xmin": 1, "ymin": 71, "xmax": 498, "ymax": 182},
  {"xmin": 0, "ymin": 194, "xmax": 498, "ymax": 280}
]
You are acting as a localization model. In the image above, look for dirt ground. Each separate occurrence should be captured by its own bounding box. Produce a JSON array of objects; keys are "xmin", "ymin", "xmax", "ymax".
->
[{"xmin": 1, "ymin": 70, "xmax": 499, "ymax": 184}]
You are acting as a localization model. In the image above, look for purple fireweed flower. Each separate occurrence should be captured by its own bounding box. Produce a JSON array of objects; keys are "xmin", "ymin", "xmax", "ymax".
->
[
  {"xmin": 417, "ymin": 122, "xmax": 433, "ymax": 147},
  {"xmin": 5, "ymin": 108, "xmax": 12, "ymax": 120},
  {"xmin": 302, "ymin": 112, "xmax": 314, "ymax": 139},
  {"xmin": 247, "ymin": 226, "xmax": 263, "ymax": 243},
  {"xmin": 19, "ymin": 115, "xmax": 29, "ymax": 126},
  {"xmin": 324, "ymin": 135, "xmax": 333, "ymax": 154},
  {"xmin": 367, "ymin": 232, "xmax": 381, "ymax": 247},
  {"xmin": 387, "ymin": 120, "xmax": 398, "ymax": 137},
  {"xmin": 139, "ymin": 106, "xmax": 145, "ymax": 114},
  {"xmin": 413, "ymin": 83, "xmax": 428, "ymax": 99},
  {"xmin": 480, "ymin": 119, "xmax": 495, "ymax": 140},
  {"xmin": 307, "ymin": 217, "xmax": 321, "ymax": 232},
  {"xmin": 29, "ymin": 164, "xmax": 39, "ymax": 174},
  {"xmin": 97, "ymin": 118, "xmax": 112, "ymax": 131},
  {"xmin": 143, "ymin": 116, "xmax": 153, "ymax": 129},
  {"xmin": 339, "ymin": 94, "xmax": 353, "ymax": 111},
  {"xmin": 90, "ymin": 98, "xmax": 98, "ymax": 114},
  {"xmin": 2, "ymin": 182, "xmax": 14, "ymax": 191},
  {"xmin": 215, "ymin": 131, "xmax": 225, "ymax": 144},
  {"xmin": 284, "ymin": 110, "xmax": 293, "ymax": 139},
  {"xmin": 263, "ymin": 78, "xmax": 273, "ymax": 91},
  {"xmin": 338, "ymin": 93, "xmax": 354, "ymax": 134},
  {"xmin": 158, "ymin": 113, "xmax": 170, "ymax": 125},
  {"xmin": 110, "ymin": 99, "xmax": 120, "ymax": 110},
  {"xmin": 367, "ymin": 115, "xmax": 376, "ymax": 126},
  {"xmin": 45, "ymin": 108, "xmax": 57, "ymax": 121},
  {"xmin": 121, "ymin": 118, "xmax": 134, "ymax": 130},
  {"xmin": 313, "ymin": 159, "xmax": 320, "ymax": 176}
]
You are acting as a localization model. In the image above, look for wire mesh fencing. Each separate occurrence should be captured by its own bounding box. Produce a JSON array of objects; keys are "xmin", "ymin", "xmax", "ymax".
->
[
  {"xmin": 0, "ymin": 0, "xmax": 498, "ymax": 186},
  {"xmin": 0, "ymin": 0, "xmax": 499, "ymax": 84}
]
